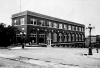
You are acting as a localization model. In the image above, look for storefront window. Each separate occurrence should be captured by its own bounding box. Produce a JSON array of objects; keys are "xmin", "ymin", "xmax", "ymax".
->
[
  {"xmin": 59, "ymin": 33, "xmax": 62, "ymax": 42},
  {"xmin": 79, "ymin": 34, "xmax": 81, "ymax": 41},
  {"xmin": 64, "ymin": 34, "xmax": 67, "ymax": 42},
  {"xmin": 72, "ymin": 34, "xmax": 75, "ymax": 41},
  {"xmin": 82, "ymin": 34, "xmax": 84, "ymax": 41},
  {"xmin": 68, "ymin": 33, "xmax": 71, "ymax": 42},
  {"xmin": 76, "ymin": 34, "xmax": 78, "ymax": 41},
  {"xmin": 53, "ymin": 33, "xmax": 57, "ymax": 42}
]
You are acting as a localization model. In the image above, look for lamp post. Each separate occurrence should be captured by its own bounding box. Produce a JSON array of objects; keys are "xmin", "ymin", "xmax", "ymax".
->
[
  {"xmin": 20, "ymin": 32, "xmax": 26, "ymax": 49},
  {"xmin": 86, "ymin": 24, "xmax": 95, "ymax": 55}
]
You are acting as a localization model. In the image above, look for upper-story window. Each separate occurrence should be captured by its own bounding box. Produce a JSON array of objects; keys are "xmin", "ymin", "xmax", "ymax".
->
[
  {"xmin": 76, "ymin": 27, "xmax": 78, "ymax": 31},
  {"xmin": 68, "ymin": 25, "xmax": 71, "ymax": 30},
  {"xmin": 39, "ymin": 20, "xmax": 45, "ymax": 26},
  {"xmin": 30, "ymin": 18, "xmax": 37, "ymax": 25},
  {"xmin": 59, "ymin": 23, "xmax": 63, "ymax": 29},
  {"xmin": 79, "ymin": 27, "xmax": 81, "ymax": 31},
  {"xmin": 14, "ymin": 19, "xmax": 17, "ymax": 25},
  {"xmin": 47, "ymin": 21, "xmax": 52, "ymax": 27},
  {"xmin": 64, "ymin": 24, "xmax": 67, "ymax": 29},
  {"xmin": 53, "ymin": 22, "xmax": 58, "ymax": 28},
  {"xmin": 20, "ymin": 18, "xmax": 25, "ymax": 25},
  {"xmin": 82, "ymin": 28, "xmax": 84, "ymax": 32},
  {"xmin": 72, "ymin": 26, "xmax": 75, "ymax": 31}
]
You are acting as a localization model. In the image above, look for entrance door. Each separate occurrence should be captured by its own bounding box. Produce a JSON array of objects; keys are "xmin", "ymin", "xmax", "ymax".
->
[
  {"xmin": 39, "ymin": 34, "xmax": 45, "ymax": 44},
  {"xmin": 16, "ymin": 34, "xmax": 21, "ymax": 44}
]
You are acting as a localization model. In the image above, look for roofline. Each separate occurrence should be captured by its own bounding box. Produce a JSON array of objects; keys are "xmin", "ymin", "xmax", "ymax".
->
[{"xmin": 12, "ymin": 10, "xmax": 85, "ymax": 27}]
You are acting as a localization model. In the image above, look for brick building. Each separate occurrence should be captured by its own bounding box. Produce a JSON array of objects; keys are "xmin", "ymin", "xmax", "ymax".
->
[{"xmin": 12, "ymin": 10, "xmax": 85, "ymax": 47}]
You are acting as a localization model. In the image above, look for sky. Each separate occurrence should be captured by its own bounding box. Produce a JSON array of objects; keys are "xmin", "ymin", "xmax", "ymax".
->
[{"xmin": 0, "ymin": 0, "xmax": 100, "ymax": 36}]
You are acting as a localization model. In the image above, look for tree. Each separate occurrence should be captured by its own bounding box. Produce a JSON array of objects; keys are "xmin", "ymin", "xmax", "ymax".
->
[{"xmin": 0, "ymin": 23, "xmax": 18, "ymax": 48}]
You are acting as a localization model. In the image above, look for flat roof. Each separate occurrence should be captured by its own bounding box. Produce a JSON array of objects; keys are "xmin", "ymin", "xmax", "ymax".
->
[{"xmin": 12, "ymin": 10, "xmax": 85, "ymax": 27}]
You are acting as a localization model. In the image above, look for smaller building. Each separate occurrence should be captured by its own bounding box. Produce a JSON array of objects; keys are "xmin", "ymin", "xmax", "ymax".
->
[{"xmin": 85, "ymin": 35, "xmax": 99, "ymax": 48}]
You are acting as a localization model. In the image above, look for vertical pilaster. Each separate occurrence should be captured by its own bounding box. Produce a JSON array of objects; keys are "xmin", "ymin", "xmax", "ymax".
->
[{"xmin": 37, "ymin": 29, "xmax": 39, "ymax": 44}]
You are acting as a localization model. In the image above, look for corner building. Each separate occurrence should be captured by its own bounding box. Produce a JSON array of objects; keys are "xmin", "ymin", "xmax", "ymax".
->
[{"xmin": 12, "ymin": 10, "xmax": 85, "ymax": 47}]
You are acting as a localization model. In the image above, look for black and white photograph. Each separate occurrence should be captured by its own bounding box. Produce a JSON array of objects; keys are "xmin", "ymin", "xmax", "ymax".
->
[{"xmin": 0, "ymin": 0, "xmax": 100, "ymax": 68}]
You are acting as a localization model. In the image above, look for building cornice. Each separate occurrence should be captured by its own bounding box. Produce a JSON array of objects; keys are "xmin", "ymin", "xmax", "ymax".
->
[{"xmin": 12, "ymin": 10, "xmax": 85, "ymax": 27}]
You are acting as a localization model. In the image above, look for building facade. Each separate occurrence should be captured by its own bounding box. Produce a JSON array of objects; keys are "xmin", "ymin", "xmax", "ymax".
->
[
  {"xmin": 12, "ymin": 10, "xmax": 85, "ymax": 47},
  {"xmin": 85, "ymin": 35, "xmax": 100, "ymax": 48}
]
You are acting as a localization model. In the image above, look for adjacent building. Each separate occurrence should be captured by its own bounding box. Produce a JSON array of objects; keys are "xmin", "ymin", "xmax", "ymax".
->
[{"xmin": 12, "ymin": 10, "xmax": 85, "ymax": 47}]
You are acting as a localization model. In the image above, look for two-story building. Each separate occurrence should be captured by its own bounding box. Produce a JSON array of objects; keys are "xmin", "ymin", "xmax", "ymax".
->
[{"xmin": 12, "ymin": 10, "xmax": 85, "ymax": 47}]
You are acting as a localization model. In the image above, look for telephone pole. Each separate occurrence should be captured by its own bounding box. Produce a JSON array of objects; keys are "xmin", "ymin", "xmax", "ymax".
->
[{"xmin": 20, "ymin": 0, "xmax": 21, "ymax": 12}]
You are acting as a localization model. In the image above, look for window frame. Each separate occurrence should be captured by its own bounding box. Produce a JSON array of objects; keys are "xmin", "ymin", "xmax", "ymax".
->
[
  {"xmin": 59, "ymin": 23, "xmax": 63, "ymax": 29},
  {"xmin": 20, "ymin": 18, "xmax": 25, "ymax": 25},
  {"xmin": 30, "ymin": 18, "xmax": 37, "ymax": 25}
]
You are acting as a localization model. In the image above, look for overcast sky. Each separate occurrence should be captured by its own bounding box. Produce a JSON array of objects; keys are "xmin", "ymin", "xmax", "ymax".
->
[{"xmin": 0, "ymin": 0, "xmax": 100, "ymax": 36}]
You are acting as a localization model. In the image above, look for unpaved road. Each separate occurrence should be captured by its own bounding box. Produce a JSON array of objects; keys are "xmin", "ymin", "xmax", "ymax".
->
[{"xmin": 0, "ymin": 57, "xmax": 48, "ymax": 68}]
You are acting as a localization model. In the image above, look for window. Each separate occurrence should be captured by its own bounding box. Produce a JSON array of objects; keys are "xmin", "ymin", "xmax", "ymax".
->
[
  {"xmin": 82, "ymin": 34, "xmax": 84, "ymax": 41},
  {"xmin": 79, "ymin": 34, "xmax": 81, "ymax": 41},
  {"xmin": 68, "ymin": 33, "xmax": 71, "ymax": 42},
  {"xmin": 82, "ymin": 28, "xmax": 84, "ymax": 32},
  {"xmin": 47, "ymin": 21, "xmax": 52, "ymax": 27},
  {"xmin": 64, "ymin": 24, "xmax": 67, "ymax": 29},
  {"xmin": 20, "ymin": 18, "xmax": 25, "ymax": 25},
  {"xmin": 64, "ymin": 34, "xmax": 67, "ymax": 42},
  {"xmin": 53, "ymin": 33, "xmax": 57, "ymax": 42},
  {"xmin": 59, "ymin": 23, "xmax": 63, "ymax": 29},
  {"xmin": 53, "ymin": 22, "xmax": 58, "ymax": 28},
  {"xmin": 68, "ymin": 25, "xmax": 71, "ymax": 30},
  {"xmin": 14, "ymin": 19, "xmax": 17, "ymax": 25},
  {"xmin": 79, "ymin": 27, "xmax": 81, "ymax": 31},
  {"xmin": 30, "ymin": 18, "xmax": 37, "ymax": 25},
  {"xmin": 76, "ymin": 27, "xmax": 78, "ymax": 31},
  {"xmin": 59, "ymin": 33, "xmax": 62, "ymax": 42},
  {"xmin": 76, "ymin": 34, "xmax": 78, "ymax": 41},
  {"xmin": 39, "ymin": 20, "xmax": 45, "ymax": 26},
  {"xmin": 72, "ymin": 34, "xmax": 75, "ymax": 41},
  {"xmin": 72, "ymin": 26, "xmax": 74, "ymax": 31}
]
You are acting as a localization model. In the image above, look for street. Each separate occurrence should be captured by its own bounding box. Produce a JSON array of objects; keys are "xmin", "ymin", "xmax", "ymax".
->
[{"xmin": 0, "ymin": 47, "xmax": 100, "ymax": 68}]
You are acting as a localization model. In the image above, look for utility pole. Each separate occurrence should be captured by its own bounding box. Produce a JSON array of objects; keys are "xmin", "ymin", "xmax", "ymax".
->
[
  {"xmin": 86, "ymin": 24, "xmax": 95, "ymax": 55},
  {"xmin": 20, "ymin": 0, "xmax": 21, "ymax": 12}
]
